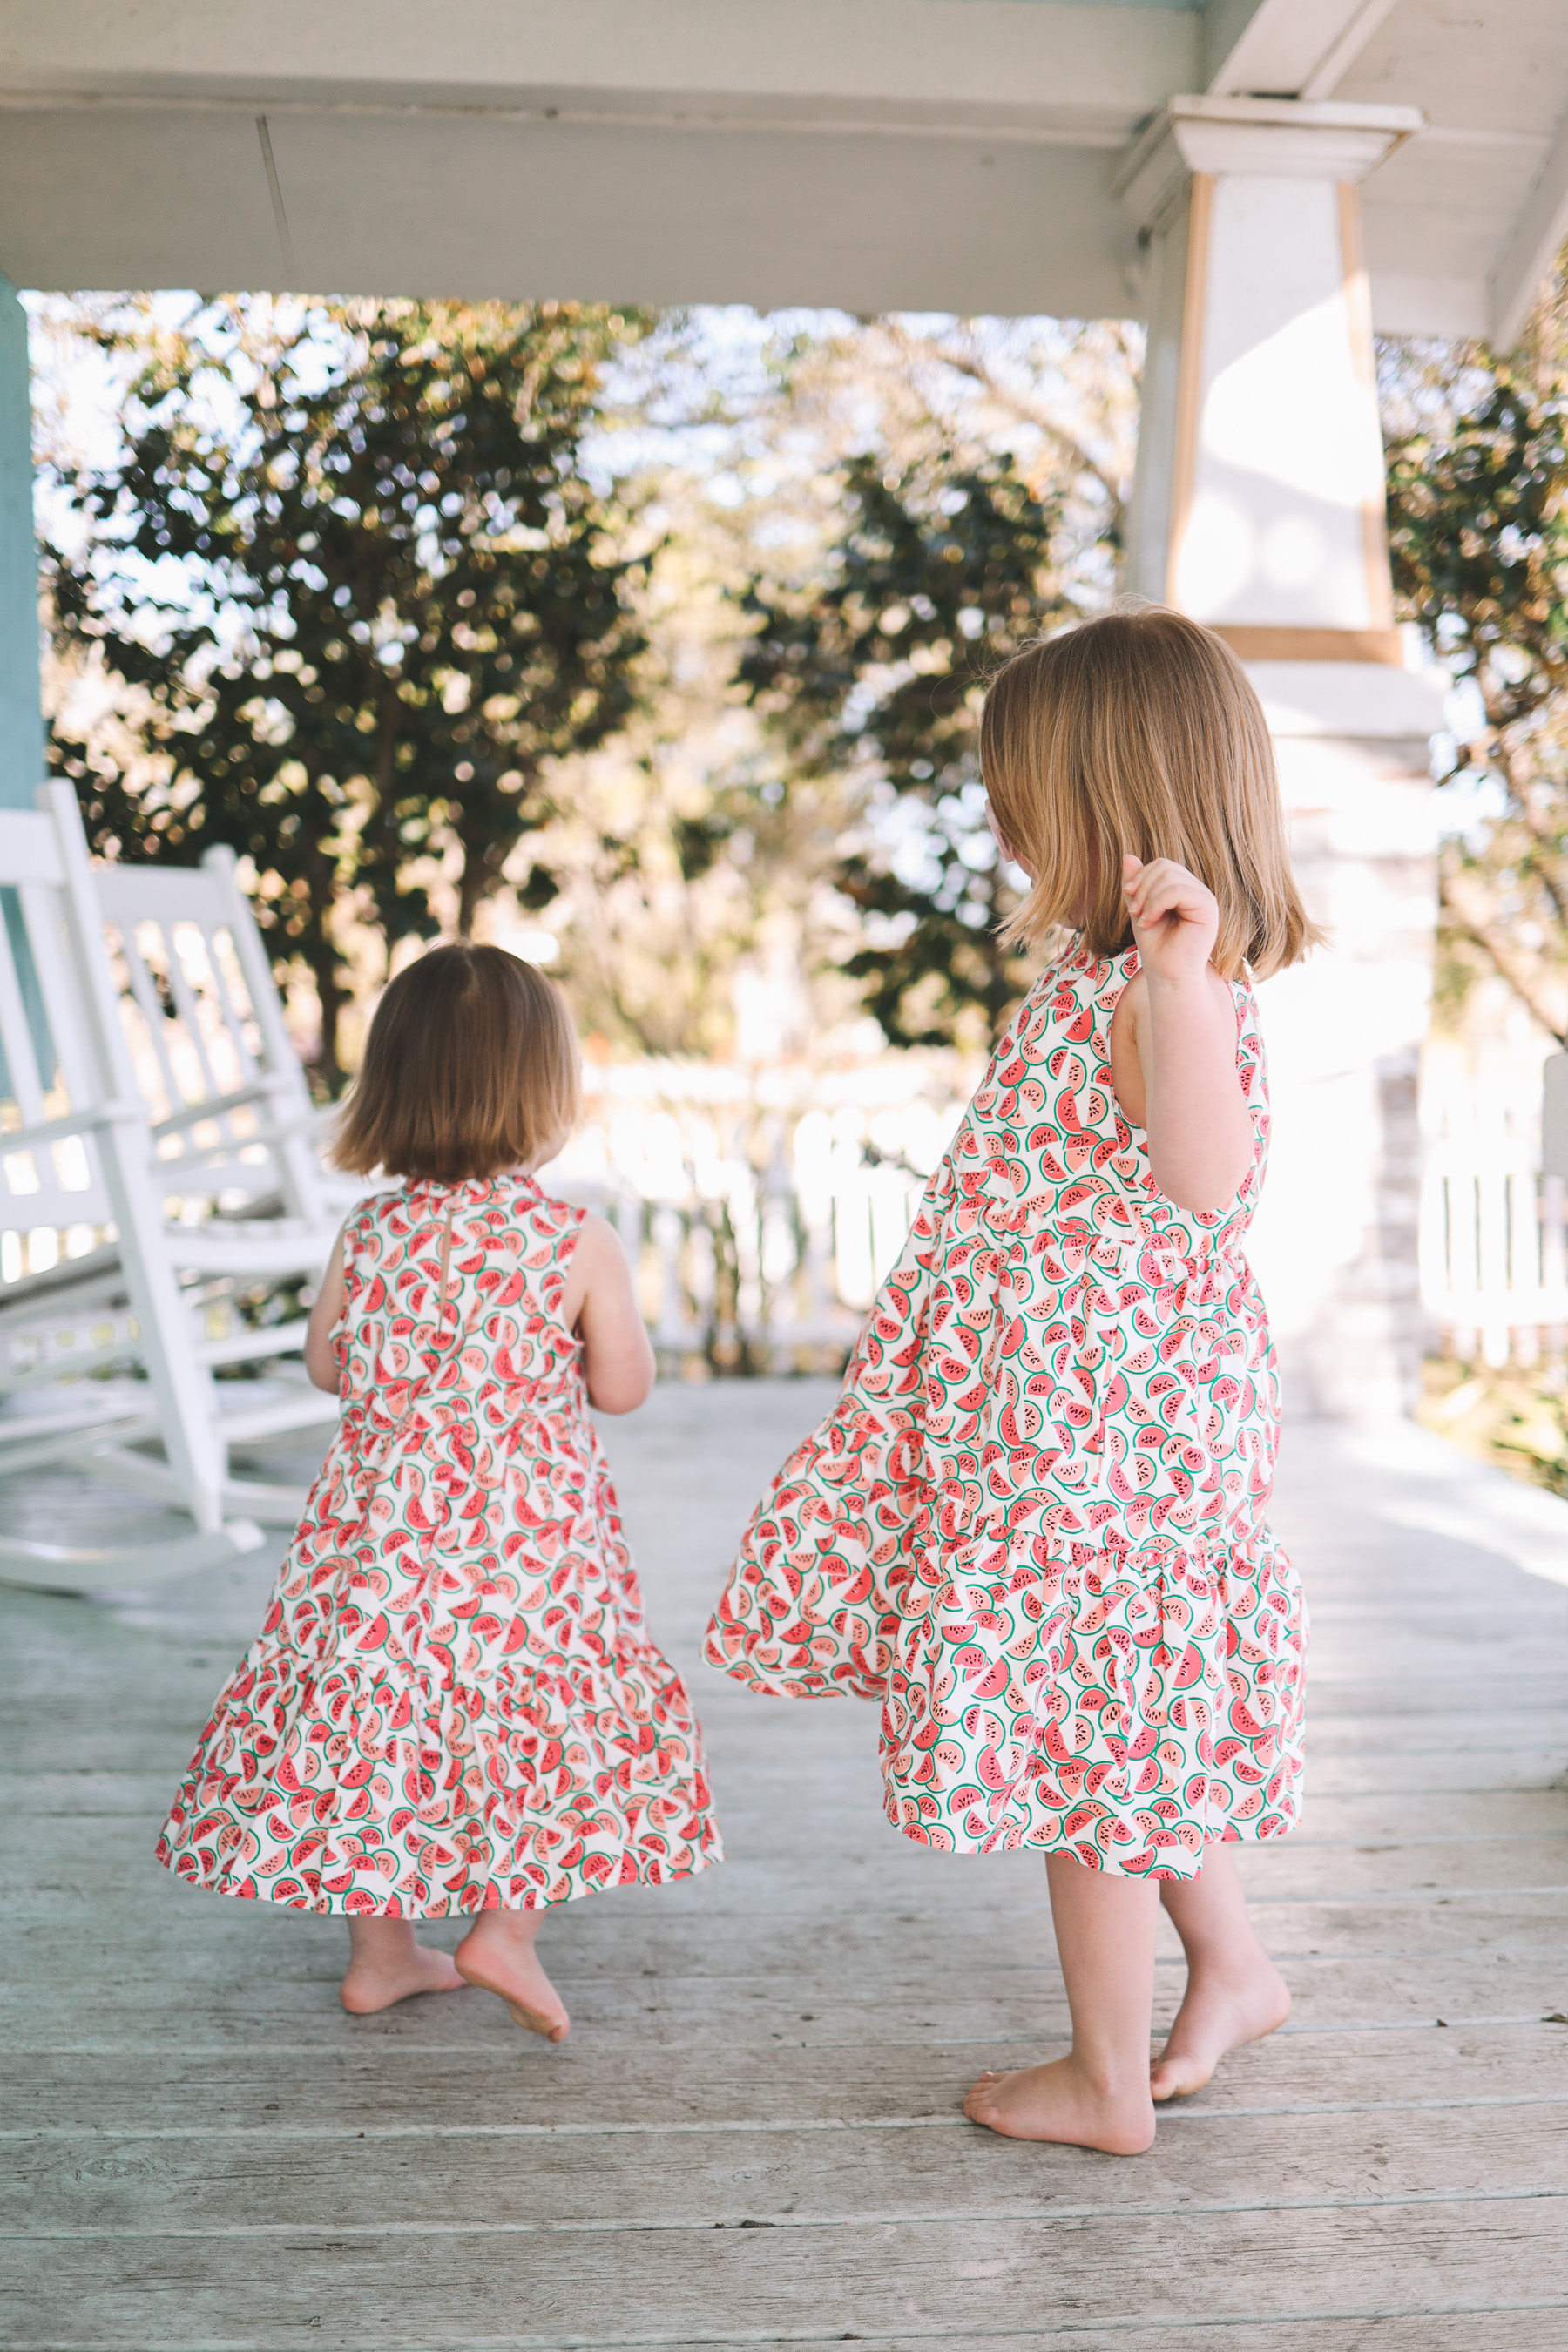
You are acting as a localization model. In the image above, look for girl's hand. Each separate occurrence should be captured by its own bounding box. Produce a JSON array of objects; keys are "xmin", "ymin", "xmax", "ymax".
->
[
  {"xmin": 1122, "ymin": 854, "xmax": 1218, "ymax": 990},
  {"xmin": 1112, "ymin": 855, "xmax": 1252, "ymax": 1212}
]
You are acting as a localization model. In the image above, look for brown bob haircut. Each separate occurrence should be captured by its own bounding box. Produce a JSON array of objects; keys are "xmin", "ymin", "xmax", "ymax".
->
[
  {"xmin": 980, "ymin": 605, "xmax": 1322, "ymax": 980},
  {"xmin": 330, "ymin": 943, "xmax": 582, "ymax": 1181}
]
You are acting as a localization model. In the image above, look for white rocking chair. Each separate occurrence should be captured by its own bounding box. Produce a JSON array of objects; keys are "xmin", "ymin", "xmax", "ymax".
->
[{"xmin": 0, "ymin": 785, "xmax": 355, "ymax": 1589}]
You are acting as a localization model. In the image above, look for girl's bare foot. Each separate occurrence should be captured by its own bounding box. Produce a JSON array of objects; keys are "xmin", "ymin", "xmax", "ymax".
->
[
  {"xmin": 455, "ymin": 1915, "xmax": 571, "ymax": 2043},
  {"xmin": 1150, "ymin": 1953, "xmax": 1291, "ymax": 2100},
  {"xmin": 964, "ymin": 2056, "xmax": 1157, "ymax": 2153},
  {"xmin": 339, "ymin": 1923, "xmax": 465, "ymax": 2015}
]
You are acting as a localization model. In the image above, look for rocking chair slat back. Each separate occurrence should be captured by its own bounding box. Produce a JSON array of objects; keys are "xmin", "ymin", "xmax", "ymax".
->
[
  {"xmin": 91, "ymin": 852, "xmax": 336, "ymax": 1226},
  {"xmin": 0, "ymin": 818, "xmax": 115, "ymax": 1236}
]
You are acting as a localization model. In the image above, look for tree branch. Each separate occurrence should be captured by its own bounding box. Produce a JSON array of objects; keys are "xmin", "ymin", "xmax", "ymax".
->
[{"xmin": 1443, "ymin": 868, "xmax": 1568, "ymax": 1044}]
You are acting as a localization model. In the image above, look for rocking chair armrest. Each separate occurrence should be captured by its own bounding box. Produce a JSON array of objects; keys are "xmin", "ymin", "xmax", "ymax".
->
[
  {"xmin": 261, "ymin": 1102, "xmax": 341, "ymax": 1144},
  {"xmin": 151, "ymin": 1073, "xmax": 296, "ymax": 1140},
  {"xmin": 1, "ymin": 1101, "xmax": 145, "ymax": 1153},
  {"xmin": 150, "ymin": 1085, "xmax": 334, "ymax": 1157}
]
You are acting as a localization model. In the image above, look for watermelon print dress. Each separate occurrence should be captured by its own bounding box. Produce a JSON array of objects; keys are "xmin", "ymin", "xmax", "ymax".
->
[
  {"xmin": 158, "ymin": 1174, "xmax": 722, "ymax": 1915},
  {"xmin": 704, "ymin": 947, "xmax": 1306, "ymax": 1880}
]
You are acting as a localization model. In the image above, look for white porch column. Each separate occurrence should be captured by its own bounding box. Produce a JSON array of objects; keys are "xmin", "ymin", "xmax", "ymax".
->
[
  {"xmin": 0, "ymin": 274, "xmax": 41, "ymax": 814},
  {"xmin": 1118, "ymin": 98, "xmax": 1443, "ymax": 1418}
]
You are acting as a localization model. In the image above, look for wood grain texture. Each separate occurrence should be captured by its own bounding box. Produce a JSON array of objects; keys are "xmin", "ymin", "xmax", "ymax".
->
[
  {"xmin": 3, "ymin": 1395, "xmax": 1567, "ymax": 2350},
  {"xmin": 6, "ymin": 2206, "xmax": 1568, "ymax": 2346},
  {"xmin": 10, "ymin": 2103, "xmax": 1568, "ymax": 2238},
  {"xmin": 6, "ymin": 1957, "xmax": 1565, "ymax": 2061}
]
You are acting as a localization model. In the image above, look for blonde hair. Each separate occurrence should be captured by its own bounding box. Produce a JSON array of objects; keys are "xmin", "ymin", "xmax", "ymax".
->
[
  {"xmin": 330, "ymin": 943, "xmax": 582, "ymax": 1179},
  {"xmin": 980, "ymin": 606, "xmax": 1321, "ymax": 979}
]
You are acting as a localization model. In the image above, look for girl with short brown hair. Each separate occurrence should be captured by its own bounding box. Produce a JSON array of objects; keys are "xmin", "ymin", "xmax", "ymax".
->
[{"xmin": 159, "ymin": 943, "xmax": 721, "ymax": 2039}]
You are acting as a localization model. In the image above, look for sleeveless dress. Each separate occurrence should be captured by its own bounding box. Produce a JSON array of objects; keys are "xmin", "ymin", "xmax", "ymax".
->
[
  {"xmin": 158, "ymin": 1173, "xmax": 722, "ymax": 1915},
  {"xmin": 704, "ymin": 947, "xmax": 1306, "ymax": 1879}
]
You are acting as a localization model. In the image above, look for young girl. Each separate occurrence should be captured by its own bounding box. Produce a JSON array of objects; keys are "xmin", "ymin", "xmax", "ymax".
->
[
  {"xmin": 705, "ymin": 607, "xmax": 1314, "ymax": 2152},
  {"xmin": 159, "ymin": 944, "xmax": 721, "ymax": 2040}
]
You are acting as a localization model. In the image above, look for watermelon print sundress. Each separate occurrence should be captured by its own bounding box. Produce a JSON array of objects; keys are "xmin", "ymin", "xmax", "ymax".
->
[
  {"xmin": 158, "ymin": 1174, "xmax": 722, "ymax": 1915},
  {"xmin": 704, "ymin": 946, "xmax": 1306, "ymax": 1880}
]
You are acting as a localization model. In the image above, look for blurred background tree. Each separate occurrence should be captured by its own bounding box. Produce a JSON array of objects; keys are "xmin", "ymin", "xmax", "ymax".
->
[
  {"xmin": 37, "ymin": 304, "xmax": 1137, "ymax": 1069},
  {"xmin": 727, "ymin": 314, "xmax": 1137, "ymax": 1051},
  {"xmin": 738, "ymin": 449, "xmax": 1066, "ymax": 1048},
  {"xmin": 1382, "ymin": 267, "xmax": 1568, "ymax": 1490},
  {"xmin": 1384, "ymin": 281, "xmax": 1568, "ymax": 1048},
  {"xmin": 45, "ymin": 296, "xmax": 649, "ymax": 1082}
]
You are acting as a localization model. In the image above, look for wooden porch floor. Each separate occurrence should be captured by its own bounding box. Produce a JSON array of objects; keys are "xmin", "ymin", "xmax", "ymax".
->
[{"xmin": 4, "ymin": 1382, "xmax": 1568, "ymax": 2350}]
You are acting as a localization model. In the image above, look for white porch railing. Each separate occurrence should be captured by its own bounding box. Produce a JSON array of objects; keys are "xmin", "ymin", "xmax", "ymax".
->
[
  {"xmin": 567, "ymin": 1049, "xmax": 1568, "ymax": 1379},
  {"xmin": 1419, "ymin": 1051, "xmax": 1568, "ymax": 1369},
  {"xmin": 544, "ymin": 1056, "xmax": 973, "ymax": 1374},
  {"xmin": 12, "ymin": 1037, "xmax": 1565, "ymax": 1382}
]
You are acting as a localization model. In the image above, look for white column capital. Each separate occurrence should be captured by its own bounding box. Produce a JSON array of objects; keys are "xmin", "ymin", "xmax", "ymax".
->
[{"xmin": 1114, "ymin": 96, "xmax": 1424, "ymax": 235}]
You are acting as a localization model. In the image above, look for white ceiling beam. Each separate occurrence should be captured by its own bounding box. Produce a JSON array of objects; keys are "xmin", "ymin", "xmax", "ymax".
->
[
  {"xmin": 1299, "ymin": 0, "xmax": 1403, "ymax": 101},
  {"xmin": 0, "ymin": 1, "xmax": 1193, "ymax": 125},
  {"xmin": 1489, "ymin": 98, "xmax": 1568, "ymax": 348},
  {"xmin": 1204, "ymin": 0, "xmax": 1398, "ymax": 100}
]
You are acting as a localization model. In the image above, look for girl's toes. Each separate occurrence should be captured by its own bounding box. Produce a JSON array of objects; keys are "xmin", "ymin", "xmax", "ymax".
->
[
  {"xmin": 963, "ymin": 2073, "xmax": 1002, "ymax": 2121},
  {"xmin": 1150, "ymin": 2056, "xmax": 1206, "ymax": 2103}
]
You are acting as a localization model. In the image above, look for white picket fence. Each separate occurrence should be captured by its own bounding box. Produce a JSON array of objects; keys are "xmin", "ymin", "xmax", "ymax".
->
[
  {"xmin": 561, "ymin": 1049, "xmax": 1568, "ymax": 1378},
  {"xmin": 1419, "ymin": 1051, "xmax": 1568, "ymax": 1369},
  {"xmin": 9, "ymin": 1037, "xmax": 1563, "ymax": 1381},
  {"xmin": 542, "ymin": 1056, "xmax": 972, "ymax": 1373}
]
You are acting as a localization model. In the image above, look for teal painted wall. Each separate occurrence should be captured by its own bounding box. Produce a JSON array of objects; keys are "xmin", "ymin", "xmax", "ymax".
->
[{"xmin": 0, "ymin": 279, "xmax": 41, "ymax": 814}]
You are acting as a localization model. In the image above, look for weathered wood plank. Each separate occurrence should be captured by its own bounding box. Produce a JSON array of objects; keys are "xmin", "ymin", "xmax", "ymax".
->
[
  {"xmin": 4, "ymin": 2204, "xmax": 1568, "ymax": 2347},
  {"xmin": 5, "ymin": 1888, "xmax": 1568, "ymax": 2006},
  {"xmin": 4, "ymin": 1943, "xmax": 1565, "ymax": 2062},
  {"xmin": 8, "ymin": 2104, "xmax": 1568, "ymax": 2241},
  {"xmin": 961, "ymin": 2322, "xmax": 1568, "ymax": 2352},
  {"xmin": 7, "ymin": 2020, "xmax": 1565, "ymax": 2135}
]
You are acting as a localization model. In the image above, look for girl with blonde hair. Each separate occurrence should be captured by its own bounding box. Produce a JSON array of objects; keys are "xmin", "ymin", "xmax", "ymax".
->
[
  {"xmin": 706, "ymin": 606, "xmax": 1315, "ymax": 2151},
  {"xmin": 159, "ymin": 943, "xmax": 721, "ymax": 2040}
]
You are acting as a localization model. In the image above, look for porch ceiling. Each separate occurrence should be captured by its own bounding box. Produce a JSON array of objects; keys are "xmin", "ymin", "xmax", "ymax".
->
[{"xmin": 0, "ymin": 1, "xmax": 1564, "ymax": 338}]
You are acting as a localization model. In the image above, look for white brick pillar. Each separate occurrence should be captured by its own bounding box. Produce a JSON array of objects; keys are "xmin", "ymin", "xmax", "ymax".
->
[{"xmin": 1117, "ymin": 98, "xmax": 1444, "ymax": 1416}]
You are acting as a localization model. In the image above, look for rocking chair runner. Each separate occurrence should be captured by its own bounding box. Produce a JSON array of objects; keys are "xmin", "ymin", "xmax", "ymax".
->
[{"xmin": 0, "ymin": 784, "xmax": 355, "ymax": 1590}]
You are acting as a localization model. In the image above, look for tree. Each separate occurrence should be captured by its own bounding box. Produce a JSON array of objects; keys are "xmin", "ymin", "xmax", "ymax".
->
[
  {"xmin": 1385, "ymin": 318, "xmax": 1568, "ymax": 1045},
  {"xmin": 46, "ymin": 297, "xmax": 649, "ymax": 1081},
  {"xmin": 738, "ymin": 447, "xmax": 1071, "ymax": 1049}
]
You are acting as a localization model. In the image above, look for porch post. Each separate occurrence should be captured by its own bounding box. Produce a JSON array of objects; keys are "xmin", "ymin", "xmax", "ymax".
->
[
  {"xmin": 0, "ymin": 275, "xmax": 42, "ymax": 813},
  {"xmin": 1118, "ymin": 98, "xmax": 1443, "ymax": 1418}
]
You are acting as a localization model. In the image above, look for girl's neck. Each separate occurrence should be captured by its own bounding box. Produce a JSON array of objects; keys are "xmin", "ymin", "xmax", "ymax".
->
[{"xmin": 412, "ymin": 1164, "xmax": 540, "ymax": 1186}]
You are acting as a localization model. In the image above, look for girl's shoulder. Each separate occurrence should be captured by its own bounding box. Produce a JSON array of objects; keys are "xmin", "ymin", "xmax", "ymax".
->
[
  {"xmin": 1015, "ymin": 943, "xmax": 1260, "ymax": 1024},
  {"xmin": 1003, "ymin": 943, "xmax": 1132, "ymax": 1056}
]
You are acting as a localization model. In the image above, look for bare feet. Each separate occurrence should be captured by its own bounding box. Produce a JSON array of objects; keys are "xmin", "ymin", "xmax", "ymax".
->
[
  {"xmin": 1150, "ymin": 1955, "xmax": 1291, "ymax": 2100},
  {"xmin": 339, "ymin": 1926, "xmax": 465, "ymax": 2015},
  {"xmin": 455, "ymin": 1915, "xmax": 571, "ymax": 2043},
  {"xmin": 964, "ymin": 2056, "xmax": 1157, "ymax": 2153}
]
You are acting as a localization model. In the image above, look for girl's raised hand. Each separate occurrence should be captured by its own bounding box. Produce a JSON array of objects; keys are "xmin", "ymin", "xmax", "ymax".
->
[{"xmin": 1121, "ymin": 854, "xmax": 1218, "ymax": 990}]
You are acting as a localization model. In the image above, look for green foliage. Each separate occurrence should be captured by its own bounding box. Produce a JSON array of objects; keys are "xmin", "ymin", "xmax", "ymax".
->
[
  {"xmin": 740, "ymin": 450, "xmax": 1068, "ymax": 1048},
  {"xmin": 1388, "ymin": 356, "xmax": 1568, "ymax": 713},
  {"xmin": 1386, "ymin": 341, "xmax": 1568, "ymax": 1043},
  {"xmin": 1418, "ymin": 1358, "xmax": 1568, "ymax": 1499},
  {"xmin": 47, "ymin": 299, "xmax": 649, "ymax": 1080}
]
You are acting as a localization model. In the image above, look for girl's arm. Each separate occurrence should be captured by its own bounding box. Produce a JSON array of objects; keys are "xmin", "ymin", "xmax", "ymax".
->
[
  {"xmin": 561, "ymin": 1212, "xmax": 656, "ymax": 1414},
  {"xmin": 1108, "ymin": 854, "xmax": 1254, "ymax": 1213},
  {"xmin": 302, "ymin": 1222, "xmax": 350, "ymax": 1394}
]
